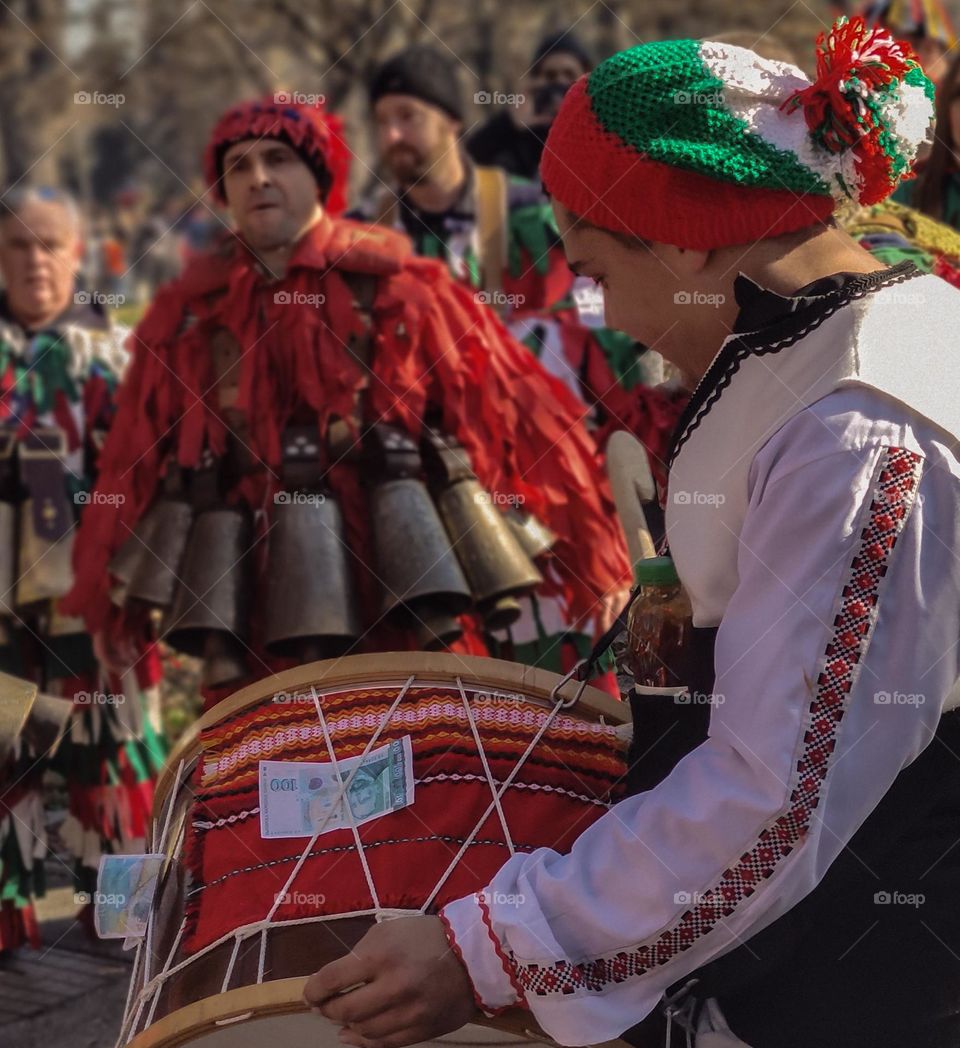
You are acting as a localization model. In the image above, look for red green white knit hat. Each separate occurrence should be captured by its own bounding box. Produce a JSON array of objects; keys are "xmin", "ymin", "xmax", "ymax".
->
[{"xmin": 541, "ymin": 16, "xmax": 935, "ymax": 250}]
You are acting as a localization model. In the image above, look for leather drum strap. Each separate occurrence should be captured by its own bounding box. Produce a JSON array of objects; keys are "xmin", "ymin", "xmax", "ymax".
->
[
  {"xmin": 374, "ymin": 189, "xmax": 400, "ymax": 230},
  {"xmin": 209, "ymin": 327, "xmax": 256, "ymax": 477},
  {"xmin": 327, "ymin": 271, "xmax": 379, "ymax": 462},
  {"xmin": 475, "ymin": 165, "xmax": 508, "ymax": 300}
]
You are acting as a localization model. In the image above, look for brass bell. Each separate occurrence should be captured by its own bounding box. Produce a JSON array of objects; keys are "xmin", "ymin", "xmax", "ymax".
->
[
  {"xmin": 125, "ymin": 498, "xmax": 194, "ymax": 609},
  {"xmin": 421, "ymin": 432, "xmax": 543, "ymax": 632},
  {"xmin": 505, "ymin": 508, "xmax": 557, "ymax": 561},
  {"xmin": 163, "ymin": 507, "xmax": 253, "ymax": 688},
  {"xmin": 23, "ymin": 691, "xmax": 72, "ymax": 758},
  {"xmin": 15, "ymin": 499, "xmax": 75, "ymax": 609},
  {"xmin": 0, "ymin": 671, "xmax": 36, "ymax": 766},
  {"xmin": 415, "ymin": 610, "xmax": 464, "ymax": 650},
  {"xmin": 263, "ymin": 492, "xmax": 361, "ymax": 660},
  {"xmin": 371, "ymin": 478, "xmax": 472, "ymax": 638},
  {"xmin": 480, "ymin": 594, "xmax": 524, "ymax": 632},
  {"xmin": 436, "ymin": 479, "xmax": 543, "ymax": 629}
]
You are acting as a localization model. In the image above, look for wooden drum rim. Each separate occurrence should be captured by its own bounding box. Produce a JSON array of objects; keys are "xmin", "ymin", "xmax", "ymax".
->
[
  {"xmin": 123, "ymin": 973, "xmax": 629, "ymax": 1048},
  {"xmin": 153, "ymin": 653, "xmax": 627, "ymax": 816}
]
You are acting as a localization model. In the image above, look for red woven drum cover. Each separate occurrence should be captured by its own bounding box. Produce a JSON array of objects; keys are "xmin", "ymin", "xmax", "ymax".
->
[{"xmin": 182, "ymin": 683, "xmax": 626, "ymax": 952}]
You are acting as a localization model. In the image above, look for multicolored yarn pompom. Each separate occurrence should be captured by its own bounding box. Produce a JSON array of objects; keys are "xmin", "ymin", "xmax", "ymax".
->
[
  {"xmin": 782, "ymin": 16, "xmax": 936, "ymax": 205},
  {"xmin": 540, "ymin": 16, "xmax": 934, "ymax": 249}
]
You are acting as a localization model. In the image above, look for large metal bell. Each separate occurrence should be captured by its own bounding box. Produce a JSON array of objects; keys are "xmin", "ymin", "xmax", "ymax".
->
[
  {"xmin": 164, "ymin": 507, "xmax": 253, "ymax": 688},
  {"xmin": 198, "ymin": 631, "xmax": 250, "ymax": 690},
  {"xmin": 127, "ymin": 498, "xmax": 194, "ymax": 609},
  {"xmin": 371, "ymin": 478, "xmax": 472, "ymax": 640},
  {"xmin": 435, "ymin": 479, "xmax": 543, "ymax": 630},
  {"xmin": 108, "ymin": 514, "xmax": 151, "ymax": 607},
  {"xmin": 15, "ymin": 500, "xmax": 75, "ymax": 609},
  {"xmin": 263, "ymin": 493, "xmax": 361, "ymax": 659}
]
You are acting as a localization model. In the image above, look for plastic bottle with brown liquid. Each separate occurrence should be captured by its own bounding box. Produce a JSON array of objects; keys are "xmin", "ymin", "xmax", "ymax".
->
[{"xmin": 622, "ymin": 556, "xmax": 703, "ymax": 792}]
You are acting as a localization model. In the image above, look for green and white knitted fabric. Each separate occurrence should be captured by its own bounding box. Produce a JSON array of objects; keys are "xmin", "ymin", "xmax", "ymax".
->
[{"xmin": 541, "ymin": 16, "xmax": 934, "ymax": 249}]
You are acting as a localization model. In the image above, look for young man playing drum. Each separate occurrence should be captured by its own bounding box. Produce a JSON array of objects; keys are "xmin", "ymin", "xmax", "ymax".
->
[{"xmin": 305, "ymin": 18, "xmax": 960, "ymax": 1047}]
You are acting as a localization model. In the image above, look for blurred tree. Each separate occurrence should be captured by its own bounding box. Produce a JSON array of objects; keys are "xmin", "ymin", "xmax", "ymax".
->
[
  {"xmin": 0, "ymin": 0, "xmax": 74, "ymax": 185},
  {"xmin": 1, "ymin": 0, "xmax": 835, "ymax": 239}
]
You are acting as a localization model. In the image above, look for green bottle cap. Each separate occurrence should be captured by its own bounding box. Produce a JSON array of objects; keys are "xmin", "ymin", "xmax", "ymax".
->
[{"xmin": 633, "ymin": 556, "xmax": 679, "ymax": 587}]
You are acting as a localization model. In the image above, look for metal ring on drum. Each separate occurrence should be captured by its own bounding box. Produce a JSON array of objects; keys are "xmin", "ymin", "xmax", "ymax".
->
[{"xmin": 122, "ymin": 653, "xmax": 630, "ymax": 1048}]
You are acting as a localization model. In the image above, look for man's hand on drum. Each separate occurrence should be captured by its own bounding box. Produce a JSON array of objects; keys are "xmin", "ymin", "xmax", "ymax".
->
[{"xmin": 303, "ymin": 915, "xmax": 477, "ymax": 1048}]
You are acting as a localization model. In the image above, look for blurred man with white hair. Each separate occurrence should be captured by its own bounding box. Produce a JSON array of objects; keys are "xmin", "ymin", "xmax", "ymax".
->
[{"xmin": 0, "ymin": 185, "xmax": 164, "ymax": 953}]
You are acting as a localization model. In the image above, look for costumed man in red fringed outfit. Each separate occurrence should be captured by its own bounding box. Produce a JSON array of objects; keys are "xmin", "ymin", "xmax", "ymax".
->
[
  {"xmin": 62, "ymin": 96, "xmax": 631, "ymax": 715},
  {"xmin": 0, "ymin": 186, "xmax": 164, "ymax": 954}
]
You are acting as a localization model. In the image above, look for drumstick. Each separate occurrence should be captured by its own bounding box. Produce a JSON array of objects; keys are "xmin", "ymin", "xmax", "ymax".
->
[{"xmin": 605, "ymin": 430, "xmax": 657, "ymax": 565}]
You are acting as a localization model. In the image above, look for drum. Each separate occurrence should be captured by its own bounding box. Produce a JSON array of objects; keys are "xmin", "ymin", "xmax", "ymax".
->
[{"xmin": 119, "ymin": 653, "xmax": 630, "ymax": 1048}]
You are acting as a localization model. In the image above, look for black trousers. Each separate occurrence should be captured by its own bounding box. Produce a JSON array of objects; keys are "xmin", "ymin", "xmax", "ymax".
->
[{"xmin": 626, "ymin": 708, "xmax": 960, "ymax": 1047}]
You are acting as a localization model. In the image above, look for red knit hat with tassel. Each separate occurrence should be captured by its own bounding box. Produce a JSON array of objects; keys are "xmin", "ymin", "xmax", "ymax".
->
[
  {"xmin": 203, "ymin": 93, "xmax": 351, "ymax": 215},
  {"xmin": 541, "ymin": 16, "xmax": 935, "ymax": 249}
]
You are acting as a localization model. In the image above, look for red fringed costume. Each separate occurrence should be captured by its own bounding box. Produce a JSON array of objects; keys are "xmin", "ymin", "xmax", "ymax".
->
[
  {"xmin": 64, "ymin": 215, "xmax": 630, "ymax": 657},
  {"xmin": 62, "ymin": 96, "xmax": 630, "ymax": 709}
]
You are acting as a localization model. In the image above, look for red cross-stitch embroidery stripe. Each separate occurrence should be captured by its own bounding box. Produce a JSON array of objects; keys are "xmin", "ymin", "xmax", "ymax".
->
[{"xmin": 510, "ymin": 446, "xmax": 924, "ymax": 997}]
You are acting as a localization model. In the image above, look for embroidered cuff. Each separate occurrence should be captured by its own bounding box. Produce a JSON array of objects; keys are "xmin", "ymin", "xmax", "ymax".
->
[{"xmin": 439, "ymin": 892, "xmax": 524, "ymax": 1016}]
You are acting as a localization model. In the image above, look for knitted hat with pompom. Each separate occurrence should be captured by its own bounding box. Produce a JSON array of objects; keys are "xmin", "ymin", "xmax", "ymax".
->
[{"xmin": 540, "ymin": 16, "xmax": 935, "ymax": 249}]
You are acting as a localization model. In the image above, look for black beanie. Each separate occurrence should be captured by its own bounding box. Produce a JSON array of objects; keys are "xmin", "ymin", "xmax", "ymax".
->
[
  {"xmin": 369, "ymin": 45, "xmax": 464, "ymax": 122},
  {"xmin": 530, "ymin": 30, "xmax": 592, "ymax": 74}
]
